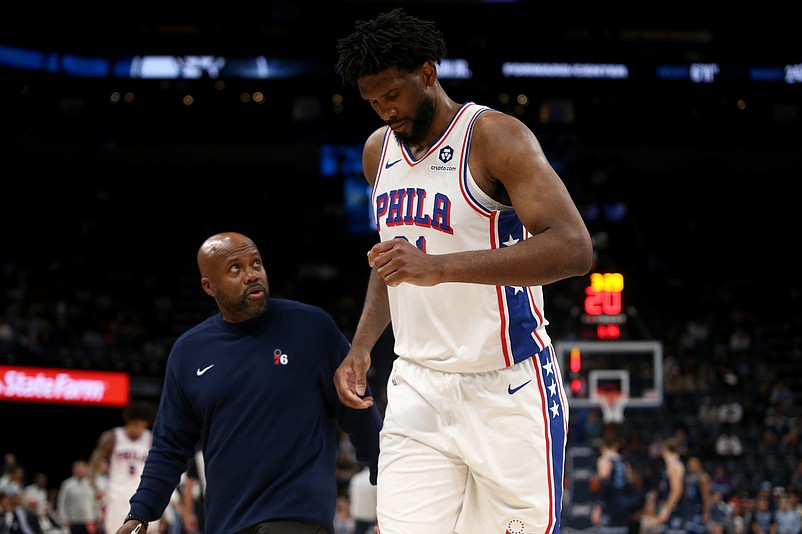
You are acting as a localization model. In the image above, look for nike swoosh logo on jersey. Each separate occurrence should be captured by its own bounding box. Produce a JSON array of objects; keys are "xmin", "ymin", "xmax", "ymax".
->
[
  {"xmin": 196, "ymin": 364, "xmax": 215, "ymax": 376},
  {"xmin": 508, "ymin": 380, "xmax": 532, "ymax": 395},
  {"xmin": 385, "ymin": 158, "xmax": 402, "ymax": 169}
]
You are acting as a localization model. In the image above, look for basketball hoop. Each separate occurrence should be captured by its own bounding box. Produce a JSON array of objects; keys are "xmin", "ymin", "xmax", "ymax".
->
[{"xmin": 598, "ymin": 391, "xmax": 628, "ymax": 424}]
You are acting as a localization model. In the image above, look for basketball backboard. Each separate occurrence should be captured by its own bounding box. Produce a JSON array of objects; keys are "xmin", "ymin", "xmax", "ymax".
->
[{"xmin": 554, "ymin": 340, "xmax": 663, "ymax": 408}]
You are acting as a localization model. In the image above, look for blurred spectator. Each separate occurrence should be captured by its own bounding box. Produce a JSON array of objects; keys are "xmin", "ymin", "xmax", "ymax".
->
[
  {"xmin": 26, "ymin": 495, "xmax": 67, "ymax": 534},
  {"xmin": 709, "ymin": 490, "xmax": 733, "ymax": 533},
  {"xmin": 679, "ymin": 316, "xmax": 709, "ymax": 354},
  {"xmin": 698, "ymin": 396, "xmax": 719, "ymax": 427},
  {"xmin": 335, "ymin": 446, "xmax": 360, "ymax": 499},
  {"xmin": 780, "ymin": 427, "xmax": 801, "ymax": 457},
  {"xmin": 179, "ymin": 449, "xmax": 205, "ymax": 533},
  {"xmin": 22, "ymin": 473, "xmax": 49, "ymax": 517},
  {"xmin": 349, "ymin": 466, "xmax": 377, "ymax": 534},
  {"xmin": 751, "ymin": 495, "xmax": 775, "ymax": 534},
  {"xmin": 715, "ymin": 426, "xmax": 744, "ymax": 457},
  {"xmin": 160, "ymin": 485, "xmax": 186, "ymax": 534},
  {"xmin": 765, "ymin": 406, "xmax": 794, "ymax": 439},
  {"xmin": 728, "ymin": 326, "xmax": 752, "ymax": 353},
  {"xmin": 333, "ymin": 495, "xmax": 354, "ymax": 534},
  {"xmin": 56, "ymin": 460, "xmax": 98, "ymax": 534},
  {"xmin": 0, "ymin": 465, "xmax": 27, "ymax": 496},
  {"xmin": 756, "ymin": 480, "xmax": 777, "ymax": 513},
  {"xmin": 790, "ymin": 461, "xmax": 802, "ymax": 496},
  {"xmin": 1, "ymin": 454, "xmax": 18, "ymax": 477},
  {"xmin": 730, "ymin": 496, "xmax": 750, "ymax": 534},
  {"xmin": 757, "ymin": 427, "xmax": 780, "ymax": 455},
  {"xmin": 647, "ymin": 435, "xmax": 664, "ymax": 462},
  {"xmin": 89, "ymin": 459, "xmax": 108, "ymax": 531},
  {"xmin": 0, "ymin": 485, "xmax": 38, "ymax": 534},
  {"xmin": 770, "ymin": 380, "xmax": 795, "ymax": 410},
  {"xmin": 46, "ymin": 490, "xmax": 60, "ymax": 526},
  {"xmin": 0, "ymin": 314, "xmax": 15, "ymax": 345},
  {"xmin": 774, "ymin": 494, "xmax": 802, "ymax": 534},
  {"xmin": 710, "ymin": 465, "xmax": 734, "ymax": 497},
  {"xmin": 662, "ymin": 355, "xmax": 684, "ymax": 396},
  {"xmin": 714, "ymin": 367, "xmax": 741, "ymax": 402},
  {"xmin": 717, "ymin": 399, "xmax": 744, "ymax": 425}
]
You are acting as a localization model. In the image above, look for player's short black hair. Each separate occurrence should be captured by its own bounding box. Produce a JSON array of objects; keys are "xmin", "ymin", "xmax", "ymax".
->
[
  {"xmin": 335, "ymin": 7, "xmax": 448, "ymax": 86},
  {"xmin": 123, "ymin": 400, "xmax": 156, "ymax": 424}
]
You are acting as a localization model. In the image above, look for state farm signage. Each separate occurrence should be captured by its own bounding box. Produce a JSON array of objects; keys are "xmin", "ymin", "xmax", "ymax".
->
[{"xmin": 0, "ymin": 366, "xmax": 130, "ymax": 406}]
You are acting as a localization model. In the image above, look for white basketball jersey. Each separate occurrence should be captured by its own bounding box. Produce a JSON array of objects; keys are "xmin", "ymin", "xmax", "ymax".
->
[
  {"xmin": 104, "ymin": 426, "xmax": 157, "ymax": 531},
  {"xmin": 372, "ymin": 102, "xmax": 552, "ymax": 373}
]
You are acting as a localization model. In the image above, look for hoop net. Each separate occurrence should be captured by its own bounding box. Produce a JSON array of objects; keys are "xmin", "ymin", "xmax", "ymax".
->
[{"xmin": 599, "ymin": 391, "xmax": 628, "ymax": 423}]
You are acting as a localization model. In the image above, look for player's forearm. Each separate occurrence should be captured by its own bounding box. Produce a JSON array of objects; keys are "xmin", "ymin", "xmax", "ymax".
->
[
  {"xmin": 436, "ymin": 229, "xmax": 592, "ymax": 287},
  {"xmin": 664, "ymin": 491, "xmax": 681, "ymax": 512},
  {"xmin": 702, "ymin": 480, "xmax": 711, "ymax": 511},
  {"xmin": 350, "ymin": 268, "xmax": 391, "ymax": 352}
]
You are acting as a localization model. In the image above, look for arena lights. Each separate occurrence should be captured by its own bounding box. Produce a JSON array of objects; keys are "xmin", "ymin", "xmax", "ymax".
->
[
  {"xmin": 0, "ymin": 45, "xmax": 473, "ymax": 81},
  {"xmin": 502, "ymin": 62, "xmax": 629, "ymax": 79},
  {"xmin": 501, "ymin": 60, "xmax": 802, "ymax": 84},
  {"xmin": 1, "ymin": 43, "xmax": 799, "ymax": 83}
]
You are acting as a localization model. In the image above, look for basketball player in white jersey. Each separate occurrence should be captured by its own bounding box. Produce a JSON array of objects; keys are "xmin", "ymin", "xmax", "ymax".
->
[
  {"xmin": 90, "ymin": 401, "xmax": 163, "ymax": 534},
  {"xmin": 334, "ymin": 8, "xmax": 593, "ymax": 534}
]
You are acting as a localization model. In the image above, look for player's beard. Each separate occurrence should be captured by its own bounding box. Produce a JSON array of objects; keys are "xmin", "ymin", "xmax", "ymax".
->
[
  {"xmin": 392, "ymin": 92, "xmax": 435, "ymax": 146},
  {"xmin": 216, "ymin": 286, "xmax": 268, "ymax": 322}
]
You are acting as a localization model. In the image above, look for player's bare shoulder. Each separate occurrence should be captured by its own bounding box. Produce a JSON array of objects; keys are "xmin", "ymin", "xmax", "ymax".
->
[
  {"xmin": 362, "ymin": 126, "xmax": 386, "ymax": 186},
  {"xmin": 469, "ymin": 109, "xmax": 547, "ymax": 203},
  {"xmin": 97, "ymin": 428, "xmax": 116, "ymax": 450},
  {"xmin": 474, "ymin": 108, "xmax": 539, "ymax": 146},
  {"xmin": 472, "ymin": 110, "xmax": 545, "ymax": 170},
  {"xmin": 90, "ymin": 428, "xmax": 117, "ymax": 464}
]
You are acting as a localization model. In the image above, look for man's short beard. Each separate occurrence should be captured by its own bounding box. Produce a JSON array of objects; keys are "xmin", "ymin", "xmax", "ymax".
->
[
  {"xmin": 216, "ymin": 290, "xmax": 268, "ymax": 322},
  {"xmin": 393, "ymin": 93, "xmax": 436, "ymax": 146}
]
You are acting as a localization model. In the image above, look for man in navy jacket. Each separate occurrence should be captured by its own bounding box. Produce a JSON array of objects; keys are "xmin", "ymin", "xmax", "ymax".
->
[{"xmin": 116, "ymin": 232, "xmax": 382, "ymax": 534}]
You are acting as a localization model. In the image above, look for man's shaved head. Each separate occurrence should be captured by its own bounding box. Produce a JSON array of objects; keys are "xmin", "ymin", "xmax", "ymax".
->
[
  {"xmin": 197, "ymin": 232, "xmax": 268, "ymax": 322},
  {"xmin": 198, "ymin": 232, "xmax": 255, "ymax": 278}
]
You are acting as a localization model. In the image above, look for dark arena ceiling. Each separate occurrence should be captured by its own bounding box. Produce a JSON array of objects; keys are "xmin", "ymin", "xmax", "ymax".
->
[{"xmin": 1, "ymin": 2, "xmax": 796, "ymax": 63}]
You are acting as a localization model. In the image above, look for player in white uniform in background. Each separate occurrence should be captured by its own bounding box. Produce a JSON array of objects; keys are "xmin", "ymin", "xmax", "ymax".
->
[
  {"xmin": 334, "ymin": 8, "xmax": 593, "ymax": 534},
  {"xmin": 90, "ymin": 401, "xmax": 163, "ymax": 534}
]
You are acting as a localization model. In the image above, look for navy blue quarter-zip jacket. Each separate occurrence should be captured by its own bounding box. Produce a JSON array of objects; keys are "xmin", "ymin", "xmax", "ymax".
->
[{"xmin": 127, "ymin": 298, "xmax": 382, "ymax": 534}]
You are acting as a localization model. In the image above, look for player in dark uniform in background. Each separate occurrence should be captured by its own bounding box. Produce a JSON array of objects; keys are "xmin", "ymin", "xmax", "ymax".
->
[
  {"xmin": 591, "ymin": 432, "xmax": 633, "ymax": 534},
  {"xmin": 684, "ymin": 456, "xmax": 711, "ymax": 534},
  {"xmin": 657, "ymin": 437, "xmax": 687, "ymax": 534}
]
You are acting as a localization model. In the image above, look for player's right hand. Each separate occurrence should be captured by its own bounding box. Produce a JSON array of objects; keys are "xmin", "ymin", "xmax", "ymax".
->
[
  {"xmin": 368, "ymin": 238, "xmax": 441, "ymax": 287},
  {"xmin": 334, "ymin": 348, "xmax": 374, "ymax": 409}
]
